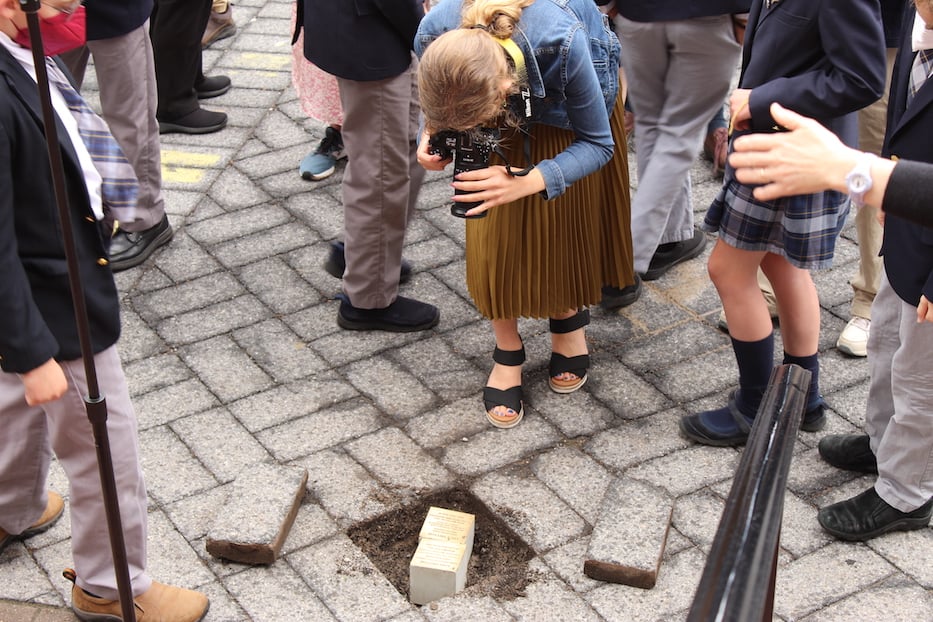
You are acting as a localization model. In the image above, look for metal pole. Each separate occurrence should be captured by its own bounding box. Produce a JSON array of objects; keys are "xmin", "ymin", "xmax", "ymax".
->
[{"xmin": 19, "ymin": 1, "xmax": 136, "ymax": 619}]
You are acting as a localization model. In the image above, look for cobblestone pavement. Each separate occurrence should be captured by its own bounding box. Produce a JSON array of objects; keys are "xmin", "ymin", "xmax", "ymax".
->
[{"xmin": 2, "ymin": 1, "xmax": 931, "ymax": 620}]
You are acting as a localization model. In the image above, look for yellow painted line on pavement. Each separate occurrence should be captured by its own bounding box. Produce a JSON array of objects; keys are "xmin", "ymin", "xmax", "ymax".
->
[
  {"xmin": 161, "ymin": 149, "xmax": 222, "ymax": 184},
  {"xmin": 236, "ymin": 52, "xmax": 291, "ymax": 71}
]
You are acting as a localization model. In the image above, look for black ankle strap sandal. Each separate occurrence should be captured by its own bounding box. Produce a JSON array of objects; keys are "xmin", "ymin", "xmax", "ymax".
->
[
  {"xmin": 484, "ymin": 346, "xmax": 525, "ymax": 429},
  {"xmin": 548, "ymin": 310, "xmax": 590, "ymax": 394}
]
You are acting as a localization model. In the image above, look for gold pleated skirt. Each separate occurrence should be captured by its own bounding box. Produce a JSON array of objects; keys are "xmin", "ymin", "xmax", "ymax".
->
[{"xmin": 465, "ymin": 96, "xmax": 635, "ymax": 319}]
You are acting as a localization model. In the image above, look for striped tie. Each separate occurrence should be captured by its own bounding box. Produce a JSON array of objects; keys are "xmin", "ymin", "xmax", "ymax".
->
[
  {"xmin": 44, "ymin": 59, "xmax": 138, "ymax": 224},
  {"xmin": 908, "ymin": 48, "xmax": 933, "ymax": 107}
]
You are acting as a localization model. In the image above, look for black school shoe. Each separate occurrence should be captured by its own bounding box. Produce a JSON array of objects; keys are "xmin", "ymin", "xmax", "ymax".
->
[
  {"xmin": 337, "ymin": 296, "xmax": 439, "ymax": 332},
  {"xmin": 643, "ymin": 228, "xmax": 707, "ymax": 281},
  {"xmin": 679, "ymin": 390, "xmax": 826, "ymax": 447},
  {"xmin": 109, "ymin": 215, "xmax": 174, "ymax": 272},
  {"xmin": 159, "ymin": 108, "xmax": 227, "ymax": 134},
  {"xmin": 196, "ymin": 74, "xmax": 232, "ymax": 99},
  {"xmin": 818, "ymin": 434, "xmax": 878, "ymax": 474},
  {"xmin": 324, "ymin": 241, "xmax": 412, "ymax": 284},
  {"xmin": 600, "ymin": 275, "xmax": 642, "ymax": 311},
  {"xmin": 818, "ymin": 487, "xmax": 933, "ymax": 541}
]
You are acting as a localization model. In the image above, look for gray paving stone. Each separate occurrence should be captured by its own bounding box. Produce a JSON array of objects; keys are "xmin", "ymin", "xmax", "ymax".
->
[
  {"xmin": 133, "ymin": 378, "xmax": 220, "ymax": 429},
  {"xmin": 257, "ymin": 400, "xmax": 383, "ymax": 462},
  {"xmin": 391, "ymin": 338, "xmax": 487, "ymax": 402},
  {"xmin": 225, "ymin": 374, "xmax": 356, "ymax": 431},
  {"xmin": 584, "ymin": 478, "xmax": 674, "ymax": 588},
  {"xmin": 541, "ymin": 538, "xmax": 604, "ymax": 595},
  {"xmin": 773, "ymin": 542, "xmax": 896, "ymax": 620},
  {"xmin": 289, "ymin": 535, "xmax": 412, "ymax": 621},
  {"xmin": 186, "ymin": 205, "xmax": 293, "ymax": 246},
  {"xmin": 146, "ymin": 232, "xmax": 224, "ymax": 283},
  {"xmin": 443, "ymin": 417, "xmax": 561, "ymax": 477},
  {"xmin": 867, "ymin": 526, "xmax": 933, "ymax": 588},
  {"xmin": 472, "ymin": 471, "xmax": 587, "ymax": 552},
  {"xmin": 223, "ymin": 563, "xmax": 336, "ymax": 621},
  {"xmin": 117, "ymin": 307, "xmax": 167, "ymax": 364},
  {"xmin": 283, "ymin": 191, "xmax": 344, "ymax": 240},
  {"xmin": 625, "ymin": 444, "xmax": 740, "ymax": 497},
  {"xmin": 180, "ymin": 335, "xmax": 274, "ymax": 402},
  {"xmin": 138, "ymin": 426, "xmax": 218, "ymax": 504},
  {"xmin": 206, "ymin": 463, "xmax": 307, "ymax": 564},
  {"xmin": 345, "ymin": 357, "xmax": 437, "ymax": 420},
  {"xmin": 405, "ymin": 397, "xmax": 490, "ymax": 450},
  {"xmin": 212, "ymin": 223, "xmax": 319, "ymax": 268},
  {"xmin": 278, "ymin": 501, "xmax": 341, "ymax": 556},
  {"xmin": 670, "ymin": 489, "xmax": 724, "ymax": 553},
  {"xmin": 420, "ymin": 594, "xmax": 512, "ymax": 622},
  {"xmin": 533, "ymin": 381, "xmax": 618, "ymax": 439},
  {"xmin": 171, "ymin": 409, "xmax": 271, "ymax": 483},
  {"xmin": 295, "ymin": 449, "xmax": 397, "ymax": 525},
  {"xmin": 585, "ymin": 409, "xmax": 692, "ymax": 472},
  {"xmin": 312, "ymin": 326, "xmax": 430, "ymax": 368},
  {"xmin": 584, "ymin": 359, "xmax": 669, "ymax": 421},
  {"xmin": 157, "ymin": 295, "xmax": 270, "ymax": 345},
  {"xmin": 532, "ymin": 446, "xmax": 613, "ymax": 526},
  {"xmin": 805, "ymin": 584, "xmax": 933, "ymax": 622},
  {"xmin": 123, "ymin": 352, "xmax": 191, "ymax": 398},
  {"xmin": 145, "ymin": 510, "xmax": 216, "ymax": 589},
  {"xmin": 344, "ymin": 428, "xmax": 454, "ymax": 494},
  {"xmin": 237, "ymin": 258, "xmax": 323, "ymax": 315},
  {"xmin": 233, "ymin": 319, "xmax": 329, "ymax": 383},
  {"xmin": 207, "ymin": 166, "xmax": 273, "ymax": 211},
  {"xmin": 501, "ymin": 559, "xmax": 602, "ymax": 622},
  {"xmin": 133, "ymin": 272, "xmax": 245, "ymax": 322},
  {"xmin": 653, "ymin": 347, "xmax": 737, "ymax": 404}
]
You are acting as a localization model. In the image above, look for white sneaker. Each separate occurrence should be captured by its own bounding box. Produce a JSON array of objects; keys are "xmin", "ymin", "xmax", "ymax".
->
[{"xmin": 836, "ymin": 316, "xmax": 870, "ymax": 357}]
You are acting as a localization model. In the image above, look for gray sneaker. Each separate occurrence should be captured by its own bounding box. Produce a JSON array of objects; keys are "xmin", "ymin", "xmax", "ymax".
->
[{"xmin": 300, "ymin": 126, "xmax": 346, "ymax": 181}]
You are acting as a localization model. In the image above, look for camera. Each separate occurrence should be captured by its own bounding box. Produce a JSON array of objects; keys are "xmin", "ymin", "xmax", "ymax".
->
[{"xmin": 428, "ymin": 127, "xmax": 500, "ymax": 218}]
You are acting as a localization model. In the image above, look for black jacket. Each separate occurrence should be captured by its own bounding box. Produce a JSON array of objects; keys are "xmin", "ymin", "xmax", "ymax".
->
[
  {"xmin": 880, "ymin": 5, "xmax": 933, "ymax": 305},
  {"xmin": 85, "ymin": 0, "xmax": 154, "ymax": 41},
  {"xmin": 0, "ymin": 46, "xmax": 121, "ymax": 373},
  {"xmin": 617, "ymin": 0, "xmax": 751, "ymax": 21},
  {"xmin": 298, "ymin": 0, "xmax": 424, "ymax": 81}
]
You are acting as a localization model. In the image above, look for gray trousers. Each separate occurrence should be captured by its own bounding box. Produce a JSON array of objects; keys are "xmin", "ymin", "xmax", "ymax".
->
[
  {"xmin": 0, "ymin": 347, "xmax": 151, "ymax": 600},
  {"xmin": 614, "ymin": 15, "xmax": 740, "ymax": 274},
  {"xmin": 336, "ymin": 59, "xmax": 424, "ymax": 309},
  {"xmin": 867, "ymin": 270, "xmax": 933, "ymax": 511},
  {"xmin": 63, "ymin": 23, "xmax": 166, "ymax": 233}
]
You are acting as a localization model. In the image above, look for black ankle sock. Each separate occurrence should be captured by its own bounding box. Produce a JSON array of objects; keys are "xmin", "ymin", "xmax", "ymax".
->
[{"xmin": 783, "ymin": 352, "xmax": 820, "ymax": 410}]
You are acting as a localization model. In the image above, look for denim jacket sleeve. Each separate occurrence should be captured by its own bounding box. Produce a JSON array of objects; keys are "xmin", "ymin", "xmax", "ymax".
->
[{"xmin": 535, "ymin": 25, "xmax": 614, "ymax": 199}]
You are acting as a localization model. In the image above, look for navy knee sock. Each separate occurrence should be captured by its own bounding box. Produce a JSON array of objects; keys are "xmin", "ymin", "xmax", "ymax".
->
[
  {"xmin": 698, "ymin": 333, "xmax": 774, "ymax": 433},
  {"xmin": 783, "ymin": 352, "xmax": 821, "ymax": 410}
]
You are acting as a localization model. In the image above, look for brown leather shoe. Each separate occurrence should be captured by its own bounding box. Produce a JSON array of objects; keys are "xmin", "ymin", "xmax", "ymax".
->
[
  {"xmin": 67, "ymin": 569, "xmax": 209, "ymax": 622},
  {"xmin": 201, "ymin": 6, "xmax": 236, "ymax": 48},
  {"xmin": 0, "ymin": 491, "xmax": 64, "ymax": 553}
]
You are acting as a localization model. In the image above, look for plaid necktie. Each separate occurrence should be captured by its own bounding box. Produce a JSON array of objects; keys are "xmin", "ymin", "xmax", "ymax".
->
[
  {"xmin": 44, "ymin": 59, "xmax": 138, "ymax": 224},
  {"xmin": 908, "ymin": 48, "xmax": 933, "ymax": 107}
]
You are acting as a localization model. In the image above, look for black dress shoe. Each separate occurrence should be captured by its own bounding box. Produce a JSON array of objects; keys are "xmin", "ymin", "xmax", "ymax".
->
[
  {"xmin": 324, "ymin": 241, "xmax": 412, "ymax": 284},
  {"xmin": 818, "ymin": 487, "xmax": 933, "ymax": 541},
  {"xmin": 643, "ymin": 228, "xmax": 707, "ymax": 281},
  {"xmin": 600, "ymin": 275, "xmax": 642, "ymax": 311},
  {"xmin": 196, "ymin": 75, "xmax": 231, "ymax": 99},
  {"xmin": 337, "ymin": 296, "xmax": 439, "ymax": 332},
  {"xmin": 818, "ymin": 434, "xmax": 878, "ymax": 473},
  {"xmin": 108, "ymin": 215, "xmax": 174, "ymax": 272},
  {"xmin": 159, "ymin": 108, "xmax": 227, "ymax": 134}
]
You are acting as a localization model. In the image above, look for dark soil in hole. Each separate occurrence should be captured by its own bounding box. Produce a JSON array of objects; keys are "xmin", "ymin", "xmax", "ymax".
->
[{"xmin": 347, "ymin": 488, "xmax": 536, "ymax": 601}]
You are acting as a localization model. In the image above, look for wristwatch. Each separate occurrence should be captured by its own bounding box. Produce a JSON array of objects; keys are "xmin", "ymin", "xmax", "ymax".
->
[{"xmin": 845, "ymin": 153, "xmax": 876, "ymax": 208}]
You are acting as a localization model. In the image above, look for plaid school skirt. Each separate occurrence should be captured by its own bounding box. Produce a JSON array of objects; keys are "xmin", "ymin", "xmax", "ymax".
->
[{"xmin": 703, "ymin": 176, "xmax": 850, "ymax": 270}]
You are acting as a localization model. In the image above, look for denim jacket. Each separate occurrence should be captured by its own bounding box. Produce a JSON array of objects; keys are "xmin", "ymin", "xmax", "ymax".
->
[{"xmin": 416, "ymin": 0, "xmax": 621, "ymax": 199}]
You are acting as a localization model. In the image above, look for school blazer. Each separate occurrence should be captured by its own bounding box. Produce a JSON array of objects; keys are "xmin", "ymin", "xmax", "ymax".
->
[
  {"xmin": 0, "ymin": 48, "xmax": 121, "ymax": 374},
  {"xmin": 880, "ymin": 10, "xmax": 933, "ymax": 306},
  {"xmin": 738, "ymin": 0, "xmax": 886, "ymax": 147}
]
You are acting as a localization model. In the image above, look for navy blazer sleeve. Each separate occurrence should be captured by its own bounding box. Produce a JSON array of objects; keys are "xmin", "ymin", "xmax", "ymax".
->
[{"xmin": 744, "ymin": 0, "xmax": 886, "ymax": 132}]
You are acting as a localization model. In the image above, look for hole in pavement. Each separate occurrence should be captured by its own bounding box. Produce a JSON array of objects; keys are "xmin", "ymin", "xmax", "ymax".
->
[{"xmin": 347, "ymin": 487, "xmax": 536, "ymax": 602}]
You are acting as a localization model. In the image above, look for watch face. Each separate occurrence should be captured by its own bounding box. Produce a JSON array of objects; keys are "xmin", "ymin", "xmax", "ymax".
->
[{"xmin": 849, "ymin": 174, "xmax": 870, "ymax": 192}]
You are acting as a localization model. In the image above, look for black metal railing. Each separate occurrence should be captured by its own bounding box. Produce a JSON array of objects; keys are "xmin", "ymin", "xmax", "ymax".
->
[{"xmin": 687, "ymin": 364, "xmax": 811, "ymax": 622}]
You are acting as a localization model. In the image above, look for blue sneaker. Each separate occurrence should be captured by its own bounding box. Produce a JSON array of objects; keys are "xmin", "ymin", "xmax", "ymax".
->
[{"xmin": 300, "ymin": 126, "xmax": 346, "ymax": 181}]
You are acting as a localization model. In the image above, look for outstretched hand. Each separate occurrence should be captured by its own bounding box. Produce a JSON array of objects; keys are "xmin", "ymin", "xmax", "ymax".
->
[
  {"xmin": 452, "ymin": 165, "xmax": 545, "ymax": 216},
  {"xmin": 729, "ymin": 103, "xmax": 857, "ymax": 201}
]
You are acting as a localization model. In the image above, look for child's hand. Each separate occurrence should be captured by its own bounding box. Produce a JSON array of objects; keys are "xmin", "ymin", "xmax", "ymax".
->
[
  {"xmin": 417, "ymin": 131, "xmax": 451, "ymax": 171},
  {"xmin": 21, "ymin": 358, "xmax": 68, "ymax": 406},
  {"xmin": 918, "ymin": 295, "xmax": 933, "ymax": 324},
  {"xmin": 729, "ymin": 88, "xmax": 752, "ymax": 133}
]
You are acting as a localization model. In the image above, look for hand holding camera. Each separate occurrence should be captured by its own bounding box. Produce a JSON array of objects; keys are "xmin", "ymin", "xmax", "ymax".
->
[{"xmin": 428, "ymin": 128, "xmax": 500, "ymax": 219}]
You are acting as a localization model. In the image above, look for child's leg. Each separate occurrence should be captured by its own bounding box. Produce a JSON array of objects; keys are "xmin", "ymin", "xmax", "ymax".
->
[
  {"xmin": 761, "ymin": 253, "xmax": 823, "ymax": 414},
  {"xmin": 679, "ymin": 240, "xmax": 774, "ymax": 445}
]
